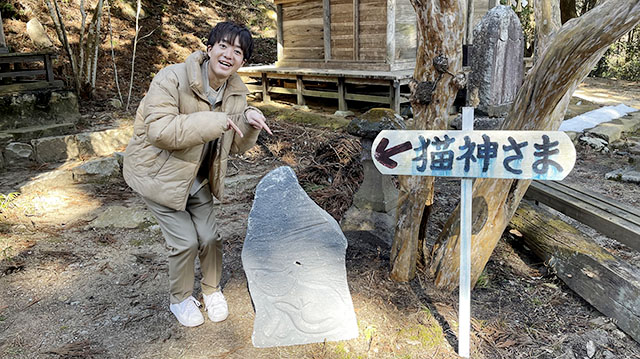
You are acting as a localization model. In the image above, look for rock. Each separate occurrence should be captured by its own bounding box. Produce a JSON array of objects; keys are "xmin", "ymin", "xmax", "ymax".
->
[
  {"xmin": 613, "ymin": 329, "xmax": 626, "ymax": 340},
  {"xmin": 109, "ymin": 98, "xmax": 123, "ymax": 109},
  {"xmin": 602, "ymin": 351, "xmax": 616, "ymax": 359},
  {"xmin": 242, "ymin": 166, "xmax": 358, "ymax": 348},
  {"xmin": 586, "ymin": 340, "xmax": 595, "ymax": 358},
  {"xmin": 88, "ymin": 206, "xmax": 156, "ymax": 229},
  {"xmin": 605, "ymin": 166, "xmax": 640, "ymax": 184},
  {"xmin": 333, "ymin": 110, "xmax": 355, "ymax": 118},
  {"xmin": 346, "ymin": 108, "xmax": 406, "ymax": 139},
  {"xmin": 26, "ymin": 18, "xmax": 53, "ymax": 49},
  {"xmin": 626, "ymin": 140, "xmax": 640, "ymax": 156},
  {"xmin": 113, "ymin": 152, "xmax": 125, "ymax": 167},
  {"xmin": 292, "ymin": 104, "xmax": 310, "ymax": 111},
  {"xmin": 71, "ymin": 157, "xmax": 121, "ymax": 183},
  {"xmin": 19, "ymin": 167, "xmax": 74, "ymax": 193},
  {"xmin": 224, "ymin": 173, "xmax": 262, "ymax": 194},
  {"xmin": 588, "ymin": 316, "xmax": 609, "ymax": 327},
  {"xmin": 579, "ymin": 136, "xmax": 609, "ymax": 152},
  {"xmin": 618, "ymin": 111, "xmax": 640, "ymax": 132},
  {"xmin": 583, "ymin": 329, "xmax": 610, "ymax": 348},
  {"xmin": 117, "ymin": 0, "xmax": 148, "ymax": 21},
  {"xmin": 31, "ymin": 134, "xmax": 79, "ymax": 163},
  {"xmin": 587, "ymin": 123, "xmax": 623, "ymax": 143},
  {"xmin": 76, "ymin": 126, "xmax": 133, "ymax": 158},
  {"xmin": 470, "ymin": 5, "xmax": 524, "ymax": 117},
  {"xmin": 4, "ymin": 142, "xmax": 34, "ymax": 166}
]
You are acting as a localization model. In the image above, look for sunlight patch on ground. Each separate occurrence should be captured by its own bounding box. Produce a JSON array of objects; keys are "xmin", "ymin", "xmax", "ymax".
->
[
  {"xmin": 574, "ymin": 80, "xmax": 640, "ymax": 109},
  {"xmin": 8, "ymin": 187, "xmax": 103, "ymax": 225}
]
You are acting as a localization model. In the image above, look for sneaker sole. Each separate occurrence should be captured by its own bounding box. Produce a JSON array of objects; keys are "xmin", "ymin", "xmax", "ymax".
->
[
  {"xmin": 208, "ymin": 311, "xmax": 228, "ymax": 323},
  {"xmin": 170, "ymin": 308, "xmax": 205, "ymax": 327}
]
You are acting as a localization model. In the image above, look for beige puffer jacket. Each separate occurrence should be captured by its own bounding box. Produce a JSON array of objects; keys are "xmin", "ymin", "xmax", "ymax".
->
[{"xmin": 123, "ymin": 51, "xmax": 260, "ymax": 211}]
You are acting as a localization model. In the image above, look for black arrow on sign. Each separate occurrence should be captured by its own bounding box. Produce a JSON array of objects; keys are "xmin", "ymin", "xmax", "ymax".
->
[{"xmin": 374, "ymin": 137, "xmax": 413, "ymax": 169}]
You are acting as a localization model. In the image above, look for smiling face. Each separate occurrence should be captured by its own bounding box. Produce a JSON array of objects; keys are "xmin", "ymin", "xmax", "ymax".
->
[{"xmin": 207, "ymin": 37, "xmax": 245, "ymax": 90}]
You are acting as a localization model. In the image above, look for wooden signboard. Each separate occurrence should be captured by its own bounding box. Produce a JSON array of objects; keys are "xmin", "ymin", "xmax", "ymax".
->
[
  {"xmin": 372, "ymin": 130, "xmax": 576, "ymax": 180},
  {"xmin": 373, "ymin": 108, "xmax": 576, "ymax": 358}
]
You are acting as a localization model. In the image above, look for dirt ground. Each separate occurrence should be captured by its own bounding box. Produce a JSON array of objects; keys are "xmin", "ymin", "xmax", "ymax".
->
[{"xmin": 1, "ymin": 79, "xmax": 640, "ymax": 359}]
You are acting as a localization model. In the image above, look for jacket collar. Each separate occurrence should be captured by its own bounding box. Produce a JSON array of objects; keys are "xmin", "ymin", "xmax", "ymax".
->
[{"xmin": 186, "ymin": 50, "xmax": 248, "ymax": 102}]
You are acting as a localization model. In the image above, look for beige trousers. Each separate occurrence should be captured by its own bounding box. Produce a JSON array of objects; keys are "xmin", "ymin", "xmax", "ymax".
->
[{"xmin": 143, "ymin": 186, "xmax": 222, "ymax": 304}]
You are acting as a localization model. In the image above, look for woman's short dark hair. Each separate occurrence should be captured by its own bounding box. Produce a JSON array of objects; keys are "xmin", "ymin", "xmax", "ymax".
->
[{"xmin": 206, "ymin": 22, "xmax": 253, "ymax": 62}]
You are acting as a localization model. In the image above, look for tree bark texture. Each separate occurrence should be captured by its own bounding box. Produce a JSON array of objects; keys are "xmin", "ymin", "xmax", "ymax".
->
[
  {"xmin": 534, "ymin": 0, "xmax": 561, "ymax": 61},
  {"xmin": 429, "ymin": 0, "xmax": 640, "ymax": 292},
  {"xmin": 390, "ymin": 0, "xmax": 465, "ymax": 282}
]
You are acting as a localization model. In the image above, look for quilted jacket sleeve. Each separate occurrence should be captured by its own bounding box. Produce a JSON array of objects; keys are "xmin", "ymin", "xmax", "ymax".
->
[{"xmin": 143, "ymin": 68, "xmax": 228, "ymax": 151}]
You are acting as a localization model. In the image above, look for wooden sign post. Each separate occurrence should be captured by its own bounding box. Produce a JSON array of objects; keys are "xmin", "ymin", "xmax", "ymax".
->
[{"xmin": 372, "ymin": 108, "xmax": 576, "ymax": 358}]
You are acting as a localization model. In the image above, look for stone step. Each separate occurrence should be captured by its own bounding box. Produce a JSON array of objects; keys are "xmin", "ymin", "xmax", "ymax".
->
[
  {"xmin": 0, "ymin": 88, "xmax": 80, "ymax": 129},
  {"xmin": 1, "ymin": 122, "xmax": 76, "ymax": 142},
  {"xmin": 0, "ymin": 124, "xmax": 133, "ymax": 167},
  {"xmin": 0, "ymin": 80, "xmax": 64, "ymax": 96}
]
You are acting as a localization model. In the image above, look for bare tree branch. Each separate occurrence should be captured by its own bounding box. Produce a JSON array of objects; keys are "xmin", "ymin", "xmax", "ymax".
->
[
  {"xmin": 126, "ymin": 0, "xmax": 141, "ymax": 111},
  {"xmin": 106, "ymin": 0, "xmax": 123, "ymax": 104}
]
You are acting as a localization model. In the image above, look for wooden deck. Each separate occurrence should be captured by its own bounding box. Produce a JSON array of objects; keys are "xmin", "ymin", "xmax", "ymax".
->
[{"xmin": 237, "ymin": 65, "xmax": 414, "ymax": 112}]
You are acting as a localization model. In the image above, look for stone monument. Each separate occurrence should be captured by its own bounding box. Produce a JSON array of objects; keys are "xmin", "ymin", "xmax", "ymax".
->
[
  {"xmin": 469, "ymin": 5, "xmax": 524, "ymax": 117},
  {"xmin": 242, "ymin": 166, "xmax": 358, "ymax": 348}
]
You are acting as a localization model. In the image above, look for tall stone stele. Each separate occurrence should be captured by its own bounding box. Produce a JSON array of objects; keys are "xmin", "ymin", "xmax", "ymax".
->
[{"xmin": 469, "ymin": 5, "xmax": 524, "ymax": 117}]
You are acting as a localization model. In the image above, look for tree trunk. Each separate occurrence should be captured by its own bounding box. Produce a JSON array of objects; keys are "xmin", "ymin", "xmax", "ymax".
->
[
  {"xmin": 559, "ymin": 0, "xmax": 577, "ymax": 24},
  {"xmin": 429, "ymin": 0, "xmax": 640, "ymax": 292},
  {"xmin": 534, "ymin": 0, "xmax": 561, "ymax": 61},
  {"xmin": 510, "ymin": 201, "xmax": 640, "ymax": 344},
  {"xmin": 390, "ymin": 0, "xmax": 465, "ymax": 282}
]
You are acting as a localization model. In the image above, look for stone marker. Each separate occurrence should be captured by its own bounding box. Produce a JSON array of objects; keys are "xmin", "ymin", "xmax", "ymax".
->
[
  {"xmin": 242, "ymin": 166, "xmax": 358, "ymax": 348},
  {"xmin": 469, "ymin": 5, "xmax": 524, "ymax": 117},
  {"xmin": 345, "ymin": 108, "xmax": 405, "ymax": 212}
]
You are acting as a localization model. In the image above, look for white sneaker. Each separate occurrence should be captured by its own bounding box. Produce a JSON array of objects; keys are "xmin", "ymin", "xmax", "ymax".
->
[
  {"xmin": 203, "ymin": 291, "xmax": 229, "ymax": 322},
  {"xmin": 169, "ymin": 296, "xmax": 204, "ymax": 327}
]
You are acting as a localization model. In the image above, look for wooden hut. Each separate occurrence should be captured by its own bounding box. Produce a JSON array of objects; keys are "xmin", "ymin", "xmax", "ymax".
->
[
  {"xmin": 239, "ymin": 0, "xmax": 420, "ymax": 111},
  {"xmin": 239, "ymin": 0, "xmax": 495, "ymax": 111},
  {"xmin": 274, "ymin": 0, "xmax": 417, "ymax": 71}
]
